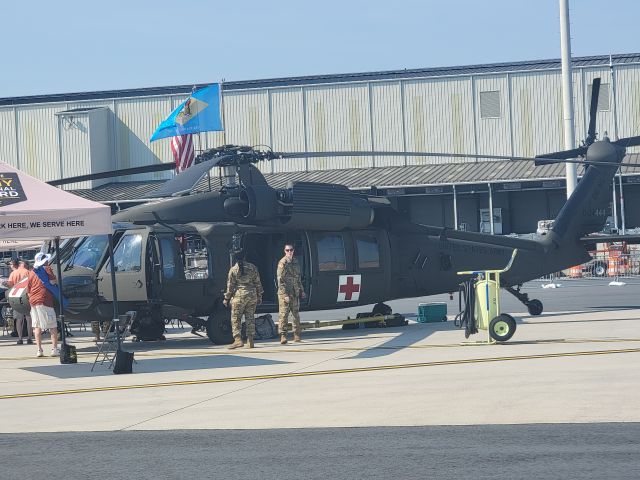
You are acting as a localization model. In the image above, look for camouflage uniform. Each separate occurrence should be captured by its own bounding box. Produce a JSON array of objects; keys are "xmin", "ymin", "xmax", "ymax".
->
[
  {"xmin": 91, "ymin": 320, "xmax": 111, "ymax": 341},
  {"xmin": 277, "ymin": 256, "xmax": 304, "ymax": 335},
  {"xmin": 224, "ymin": 262, "xmax": 263, "ymax": 339}
]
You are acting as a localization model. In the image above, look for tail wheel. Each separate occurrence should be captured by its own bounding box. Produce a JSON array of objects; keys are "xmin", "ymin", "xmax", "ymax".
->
[
  {"xmin": 206, "ymin": 310, "xmax": 234, "ymax": 345},
  {"xmin": 489, "ymin": 314, "xmax": 516, "ymax": 342},
  {"xmin": 526, "ymin": 299, "xmax": 543, "ymax": 316}
]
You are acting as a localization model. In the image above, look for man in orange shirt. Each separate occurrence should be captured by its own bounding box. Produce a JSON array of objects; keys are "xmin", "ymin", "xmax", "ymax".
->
[
  {"xmin": 6, "ymin": 259, "xmax": 33, "ymax": 345},
  {"xmin": 27, "ymin": 253, "xmax": 59, "ymax": 358}
]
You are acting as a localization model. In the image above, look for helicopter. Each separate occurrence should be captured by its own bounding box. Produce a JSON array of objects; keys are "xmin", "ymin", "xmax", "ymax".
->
[{"xmin": 47, "ymin": 78, "xmax": 640, "ymax": 344}]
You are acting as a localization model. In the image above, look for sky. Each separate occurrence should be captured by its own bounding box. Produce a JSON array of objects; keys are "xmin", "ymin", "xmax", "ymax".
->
[{"xmin": 3, "ymin": 0, "xmax": 640, "ymax": 98}]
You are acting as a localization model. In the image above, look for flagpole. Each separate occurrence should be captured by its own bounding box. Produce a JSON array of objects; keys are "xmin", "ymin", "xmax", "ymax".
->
[{"xmin": 220, "ymin": 79, "xmax": 227, "ymax": 145}]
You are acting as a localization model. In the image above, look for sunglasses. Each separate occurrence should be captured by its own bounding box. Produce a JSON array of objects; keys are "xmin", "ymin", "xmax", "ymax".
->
[{"xmin": 285, "ymin": 248, "xmax": 294, "ymax": 252}]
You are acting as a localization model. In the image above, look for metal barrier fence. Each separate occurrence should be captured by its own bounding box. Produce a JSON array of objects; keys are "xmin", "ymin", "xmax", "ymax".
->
[{"xmin": 538, "ymin": 252, "xmax": 640, "ymax": 281}]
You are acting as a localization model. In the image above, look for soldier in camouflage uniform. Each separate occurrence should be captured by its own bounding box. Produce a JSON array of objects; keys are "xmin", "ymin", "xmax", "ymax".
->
[
  {"xmin": 223, "ymin": 252, "xmax": 263, "ymax": 349},
  {"xmin": 91, "ymin": 320, "xmax": 111, "ymax": 343},
  {"xmin": 277, "ymin": 244, "xmax": 305, "ymax": 344}
]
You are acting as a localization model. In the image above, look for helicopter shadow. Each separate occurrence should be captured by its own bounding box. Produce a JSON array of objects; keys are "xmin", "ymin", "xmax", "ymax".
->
[
  {"xmin": 23, "ymin": 354, "xmax": 290, "ymax": 379},
  {"xmin": 350, "ymin": 320, "xmax": 458, "ymax": 359}
]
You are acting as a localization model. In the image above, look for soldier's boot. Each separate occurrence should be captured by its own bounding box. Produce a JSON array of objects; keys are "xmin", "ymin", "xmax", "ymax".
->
[
  {"xmin": 246, "ymin": 336, "xmax": 255, "ymax": 349},
  {"xmin": 293, "ymin": 332, "xmax": 301, "ymax": 343},
  {"xmin": 280, "ymin": 334, "xmax": 288, "ymax": 345},
  {"xmin": 91, "ymin": 321, "xmax": 101, "ymax": 343},
  {"xmin": 227, "ymin": 336, "xmax": 244, "ymax": 350}
]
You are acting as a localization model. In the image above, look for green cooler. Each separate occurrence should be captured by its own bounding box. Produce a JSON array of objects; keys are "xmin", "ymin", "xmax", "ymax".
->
[{"xmin": 417, "ymin": 302, "xmax": 447, "ymax": 323}]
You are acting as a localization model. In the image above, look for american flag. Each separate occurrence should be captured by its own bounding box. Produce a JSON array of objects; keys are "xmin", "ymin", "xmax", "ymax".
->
[{"xmin": 170, "ymin": 134, "xmax": 195, "ymax": 173}]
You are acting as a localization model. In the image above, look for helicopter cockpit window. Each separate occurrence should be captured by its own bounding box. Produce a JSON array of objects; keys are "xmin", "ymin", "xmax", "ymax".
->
[
  {"xmin": 107, "ymin": 234, "xmax": 142, "ymax": 273},
  {"xmin": 356, "ymin": 234, "xmax": 380, "ymax": 269},
  {"xmin": 67, "ymin": 235, "xmax": 108, "ymax": 270},
  {"xmin": 317, "ymin": 234, "xmax": 346, "ymax": 272}
]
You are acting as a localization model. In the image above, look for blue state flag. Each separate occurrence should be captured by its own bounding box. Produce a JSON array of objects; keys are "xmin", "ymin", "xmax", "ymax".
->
[{"xmin": 150, "ymin": 84, "xmax": 223, "ymax": 142}]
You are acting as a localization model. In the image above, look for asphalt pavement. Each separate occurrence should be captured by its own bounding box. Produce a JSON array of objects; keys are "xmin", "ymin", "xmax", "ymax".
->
[
  {"xmin": 1, "ymin": 278, "xmax": 639, "ymax": 479},
  {"xmin": 1, "ymin": 424, "xmax": 640, "ymax": 480}
]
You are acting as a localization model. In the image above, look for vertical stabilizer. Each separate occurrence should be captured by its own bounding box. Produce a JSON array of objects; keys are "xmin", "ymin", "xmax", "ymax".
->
[{"xmin": 551, "ymin": 140, "xmax": 623, "ymax": 241}]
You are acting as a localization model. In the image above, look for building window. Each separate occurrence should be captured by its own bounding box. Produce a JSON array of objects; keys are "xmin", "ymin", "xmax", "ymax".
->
[
  {"xmin": 317, "ymin": 234, "xmax": 346, "ymax": 271},
  {"xmin": 356, "ymin": 234, "xmax": 380, "ymax": 269},
  {"xmin": 588, "ymin": 82, "xmax": 610, "ymax": 111},
  {"xmin": 480, "ymin": 90, "xmax": 501, "ymax": 118}
]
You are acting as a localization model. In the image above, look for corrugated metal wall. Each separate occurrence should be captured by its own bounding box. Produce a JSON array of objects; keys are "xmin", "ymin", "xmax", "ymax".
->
[
  {"xmin": 16, "ymin": 104, "xmax": 62, "ymax": 180},
  {"xmin": 1, "ymin": 62, "xmax": 640, "ymax": 184},
  {"xmin": 59, "ymin": 112, "xmax": 90, "ymax": 185},
  {"xmin": 0, "ymin": 108, "xmax": 17, "ymax": 168},
  {"xmin": 615, "ymin": 65, "xmax": 640, "ymax": 140}
]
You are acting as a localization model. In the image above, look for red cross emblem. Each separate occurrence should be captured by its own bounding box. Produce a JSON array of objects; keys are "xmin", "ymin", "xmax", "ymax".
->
[{"xmin": 337, "ymin": 274, "xmax": 361, "ymax": 302}]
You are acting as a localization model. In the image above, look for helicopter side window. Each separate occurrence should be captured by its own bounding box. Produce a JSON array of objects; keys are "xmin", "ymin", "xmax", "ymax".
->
[
  {"xmin": 355, "ymin": 234, "xmax": 380, "ymax": 269},
  {"xmin": 107, "ymin": 234, "xmax": 142, "ymax": 273},
  {"xmin": 317, "ymin": 234, "xmax": 346, "ymax": 272},
  {"xmin": 159, "ymin": 238, "xmax": 176, "ymax": 280}
]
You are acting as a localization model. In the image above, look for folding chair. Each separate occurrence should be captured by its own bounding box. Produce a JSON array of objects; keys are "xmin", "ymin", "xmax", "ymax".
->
[
  {"xmin": 1, "ymin": 304, "xmax": 14, "ymax": 337},
  {"xmin": 91, "ymin": 311, "xmax": 136, "ymax": 371}
]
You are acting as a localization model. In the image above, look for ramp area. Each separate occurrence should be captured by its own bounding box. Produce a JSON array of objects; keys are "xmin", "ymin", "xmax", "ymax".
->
[{"xmin": 1, "ymin": 280, "xmax": 640, "ymax": 433}]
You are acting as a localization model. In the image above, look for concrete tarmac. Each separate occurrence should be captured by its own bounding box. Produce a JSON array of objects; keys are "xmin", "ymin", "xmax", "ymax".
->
[
  {"xmin": 1, "ymin": 279, "xmax": 639, "ymax": 477},
  {"xmin": 1, "ymin": 278, "xmax": 639, "ymax": 431}
]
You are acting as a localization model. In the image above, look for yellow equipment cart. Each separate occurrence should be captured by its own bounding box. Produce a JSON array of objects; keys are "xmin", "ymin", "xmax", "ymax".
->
[{"xmin": 456, "ymin": 249, "xmax": 518, "ymax": 344}]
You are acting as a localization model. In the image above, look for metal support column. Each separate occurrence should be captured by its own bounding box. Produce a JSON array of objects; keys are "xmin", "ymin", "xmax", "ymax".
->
[
  {"xmin": 612, "ymin": 178, "xmax": 619, "ymax": 231},
  {"xmin": 618, "ymin": 174, "xmax": 626, "ymax": 235},
  {"xmin": 488, "ymin": 183, "xmax": 494, "ymax": 235},
  {"xmin": 559, "ymin": 0, "xmax": 577, "ymax": 197},
  {"xmin": 453, "ymin": 185, "xmax": 458, "ymax": 230}
]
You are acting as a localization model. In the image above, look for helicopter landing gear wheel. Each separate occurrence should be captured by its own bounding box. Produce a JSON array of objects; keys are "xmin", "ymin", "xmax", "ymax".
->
[
  {"xmin": 489, "ymin": 314, "xmax": 516, "ymax": 342},
  {"xmin": 206, "ymin": 310, "xmax": 234, "ymax": 345},
  {"xmin": 526, "ymin": 299, "xmax": 543, "ymax": 316},
  {"xmin": 132, "ymin": 309, "xmax": 166, "ymax": 341}
]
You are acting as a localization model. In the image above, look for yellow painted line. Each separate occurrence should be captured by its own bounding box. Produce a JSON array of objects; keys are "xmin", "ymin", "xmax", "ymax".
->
[
  {"xmin": 1, "ymin": 347, "xmax": 639, "ymax": 400},
  {"xmin": 2, "ymin": 337, "xmax": 640, "ymax": 361}
]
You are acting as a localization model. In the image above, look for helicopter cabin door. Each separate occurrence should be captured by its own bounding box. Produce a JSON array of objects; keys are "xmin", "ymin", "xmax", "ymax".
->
[
  {"xmin": 308, "ymin": 230, "xmax": 390, "ymax": 309},
  {"xmin": 241, "ymin": 231, "xmax": 310, "ymax": 309},
  {"xmin": 309, "ymin": 231, "xmax": 356, "ymax": 309},
  {"xmin": 96, "ymin": 230, "xmax": 149, "ymax": 302}
]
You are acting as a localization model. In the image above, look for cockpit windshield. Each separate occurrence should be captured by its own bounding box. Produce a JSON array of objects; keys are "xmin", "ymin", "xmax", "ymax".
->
[{"xmin": 66, "ymin": 235, "xmax": 109, "ymax": 271}]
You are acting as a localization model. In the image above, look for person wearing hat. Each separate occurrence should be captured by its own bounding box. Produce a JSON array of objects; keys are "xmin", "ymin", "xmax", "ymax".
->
[{"xmin": 27, "ymin": 253, "xmax": 59, "ymax": 357}]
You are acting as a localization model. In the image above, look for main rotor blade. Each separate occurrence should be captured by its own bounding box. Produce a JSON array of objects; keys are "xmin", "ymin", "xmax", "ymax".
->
[
  {"xmin": 274, "ymin": 150, "xmax": 533, "ymax": 161},
  {"xmin": 273, "ymin": 150, "xmax": 640, "ymax": 168},
  {"xmin": 147, "ymin": 154, "xmax": 234, "ymax": 198},
  {"xmin": 614, "ymin": 135, "xmax": 640, "ymax": 149},
  {"xmin": 587, "ymin": 77, "xmax": 601, "ymax": 144},
  {"xmin": 534, "ymin": 146, "xmax": 587, "ymax": 163},
  {"xmin": 48, "ymin": 163, "xmax": 176, "ymax": 186}
]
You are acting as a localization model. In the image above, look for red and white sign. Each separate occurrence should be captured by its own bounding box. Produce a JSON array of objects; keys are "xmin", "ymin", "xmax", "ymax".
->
[
  {"xmin": 337, "ymin": 275, "xmax": 361, "ymax": 302},
  {"xmin": 8, "ymin": 276, "xmax": 28, "ymax": 298}
]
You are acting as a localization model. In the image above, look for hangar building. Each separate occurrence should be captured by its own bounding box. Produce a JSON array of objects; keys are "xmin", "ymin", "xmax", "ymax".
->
[{"xmin": 1, "ymin": 53, "xmax": 640, "ymax": 234}]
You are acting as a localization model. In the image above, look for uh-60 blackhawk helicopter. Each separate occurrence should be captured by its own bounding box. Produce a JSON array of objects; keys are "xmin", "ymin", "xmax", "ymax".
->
[{"xmin": 51, "ymin": 79, "xmax": 640, "ymax": 344}]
